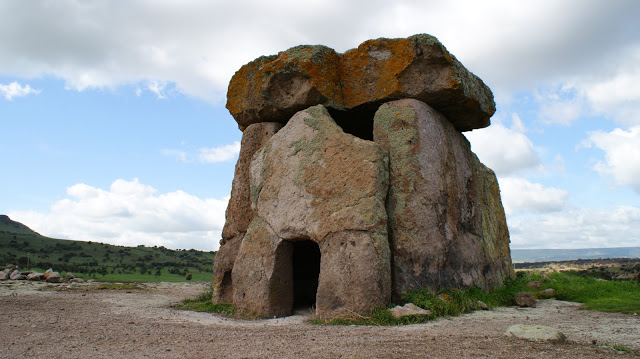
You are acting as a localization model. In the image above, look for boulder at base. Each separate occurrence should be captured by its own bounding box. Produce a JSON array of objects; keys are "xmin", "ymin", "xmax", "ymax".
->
[{"xmin": 505, "ymin": 324, "xmax": 567, "ymax": 343}]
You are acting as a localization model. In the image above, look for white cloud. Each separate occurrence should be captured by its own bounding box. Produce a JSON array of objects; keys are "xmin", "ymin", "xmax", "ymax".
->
[
  {"xmin": 8, "ymin": 179, "xmax": 228, "ymax": 251},
  {"xmin": 147, "ymin": 81, "xmax": 167, "ymax": 99},
  {"xmin": 499, "ymin": 177, "xmax": 568, "ymax": 216},
  {"xmin": 582, "ymin": 126, "xmax": 640, "ymax": 193},
  {"xmin": 508, "ymin": 206, "xmax": 640, "ymax": 249},
  {"xmin": 1, "ymin": 1, "xmax": 638, "ymax": 102},
  {"xmin": 198, "ymin": 142, "xmax": 241, "ymax": 163},
  {"xmin": 0, "ymin": 81, "xmax": 40, "ymax": 100},
  {"xmin": 465, "ymin": 115, "xmax": 540, "ymax": 176}
]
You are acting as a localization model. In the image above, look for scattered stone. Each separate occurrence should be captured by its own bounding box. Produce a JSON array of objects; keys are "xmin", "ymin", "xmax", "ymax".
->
[
  {"xmin": 514, "ymin": 292, "xmax": 536, "ymax": 308},
  {"xmin": 438, "ymin": 294, "xmax": 451, "ymax": 302},
  {"xmin": 476, "ymin": 300, "xmax": 489, "ymax": 310},
  {"xmin": 27, "ymin": 272, "xmax": 45, "ymax": 281},
  {"xmin": 527, "ymin": 281, "xmax": 541, "ymax": 289},
  {"xmin": 541, "ymin": 274, "xmax": 550, "ymax": 282},
  {"xmin": 0, "ymin": 270, "xmax": 8, "ymax": 280},
  {"xmin": 504, "ymin": 324, "xmax": 567, "ymax": 343},
  {"xmin": 43, "ymin": 268, "xmax": 54, "ymax": 280},
  {"xmin": 69, "ymin": 278, "xmax": 86, "ymax": 283},
  {"xmin": 45, "ymin": 272, "xmax": 62, "ymax": 283},
  {"xmin": 542, "ymin": 288, "xmax": 555, "ymax": 296},
  {"xmin": 389, "ymin": 303, "xmax": 431, "ymax": 318},
  {"xmin": 64, "ymin": 272, "xmax": 76, "ymax": 281},
  {"xmin": 10, "ymin": 270, "xmax": 26, "ymax": 280}
]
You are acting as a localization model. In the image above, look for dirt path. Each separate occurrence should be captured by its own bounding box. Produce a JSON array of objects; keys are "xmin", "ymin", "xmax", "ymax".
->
[{"xmin": 1, "ymin": 281, "xmax": 638, "ymax": 358}]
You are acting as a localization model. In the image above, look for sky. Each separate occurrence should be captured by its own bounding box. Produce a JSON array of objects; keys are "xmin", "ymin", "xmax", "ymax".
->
[{"xmin": 1, "ymin": 0, "xmax": 639, "ymax": 251}]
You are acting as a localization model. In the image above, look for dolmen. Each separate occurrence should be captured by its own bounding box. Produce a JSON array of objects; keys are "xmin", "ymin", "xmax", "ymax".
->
[{"xmin": 213, "ymin": 34, "xmax": 514, "ymax": 319}]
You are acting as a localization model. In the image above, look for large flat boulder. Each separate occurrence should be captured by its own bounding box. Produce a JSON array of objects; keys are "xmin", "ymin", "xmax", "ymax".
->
[
  {"xmin": 373, "ymin": 99, "xmax": 512, "ymax": 300},
  {"xmin": 341, "ymin": 34, "xmax": 494, "ymax": 131},
  {"xmin": 230, "ymin": 105, "xmax": 391, "ymax": 318},
  {"xmin": 226, "ymin": 34, "xmax": 494, "ymax": 133},
  {"xmin": 226, "ymin": 46, "xmax": 343, "ymax": 131}
]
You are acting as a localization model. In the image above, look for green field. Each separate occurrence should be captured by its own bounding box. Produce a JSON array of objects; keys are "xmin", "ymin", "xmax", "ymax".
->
[{"xmin": 0, "ymin": 215, "xmax": 215, "ymax": 282}]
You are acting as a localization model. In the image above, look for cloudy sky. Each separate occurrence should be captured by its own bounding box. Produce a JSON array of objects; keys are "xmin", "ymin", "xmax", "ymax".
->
[{"xmin": 2, "ymin": 0, "xmax": 639, "ymax": 251}]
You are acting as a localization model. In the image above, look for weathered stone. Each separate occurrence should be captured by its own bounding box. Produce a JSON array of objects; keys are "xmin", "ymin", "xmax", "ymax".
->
[
  {"xmin": 527, "ymin": 281, "xmax": 541, "ymax": 289},
  {"xmin": 341, "ymin": 34, "xmax": 494, "ymax": 131},
  {"xmin": 46, "ymin": 272, "xmax": 62, "ymax": 283},
  {"xmin": 211, "ymin": 234, "xmax": 243, "ymax": 303},
  {"xmin": 221, "ymin": 122, "xmax": 283, "ymax": 241},
  {"xmin": 0, "ymin": 270, "xmax": 9, "ymax": 280},
  {"xmin": 9, "ymin": 270, "xmax": 25, "ymax": 280},
  {"xmin": 373, "ymin": 99, "xmax": 513, "ymax": 300},
  {"xmin": 64, "ymin": 272, "xmax": 76, "ymax": 281},
  {"xmin": 69, "ymin": 278, "xmax": 86, "ymax": 283},
  {"xmin": 227, "ymin": 46, "xmax": 343, "ymax": 130},
  {"xmin": 542, "ymin": 288, "xmax": 555, "ymax": 296},
  {"xmin": 228, "ymin": 105, "xmax": 391, "ymax": 318},
  {"xmin": 514, "ymin": 291, "xmax": 536, "ymax": 308},
  {"xmin": 27, "ymin": 272, "xmax": 45, "ymax": 281},
  {"xmin": 476, "ymin": 300, "xmax": 489, "ymax": 310},
  {"xmin": 389, "ymin": 303, "xmax": 431, "ymax": 318},
  {"xmin": 505, "ymin": 324, "xmax": 567, "ymax": 343},
  {"xmin": 43, "ymin": 268, "xmax": 54, "ymax": 280},
  {"xmin": 227, "ymin": 34, "xmax": 494, "ymax": 132}
]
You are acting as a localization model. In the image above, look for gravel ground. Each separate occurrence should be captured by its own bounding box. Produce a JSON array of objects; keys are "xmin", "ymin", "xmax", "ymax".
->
[{"xmin": 0, "ymin": 280, "xmax": 638, "ymax": 358}]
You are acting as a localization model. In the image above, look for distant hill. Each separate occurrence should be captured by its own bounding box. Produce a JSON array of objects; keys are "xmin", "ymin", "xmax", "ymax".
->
[
  {"xmin": 0, "ymin": 214, "xmax": 41, "ymax": 235},
  {"xmin": 0, "ymin": 215, "xmax": 215, "ymax": 281},
  {"xmin": 511, "ymin": 247, "xmax": 640, "ymax": 263}
]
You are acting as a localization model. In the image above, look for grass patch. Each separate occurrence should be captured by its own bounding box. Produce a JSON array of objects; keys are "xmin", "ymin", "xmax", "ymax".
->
[
  {"xmin": 315, "ymin": 271, "xmax": 640, "ymax": 325},
  {"xmin": 174, "ymin": 284, "xmax": 236, "ymax": 316},
  {"xmin": 542, "ymin": 271, "xmax": 640, "ymax": 314}
]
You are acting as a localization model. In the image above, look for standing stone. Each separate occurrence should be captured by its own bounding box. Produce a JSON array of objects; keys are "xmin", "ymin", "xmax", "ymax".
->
[
  {"xmin": 229, "ymin": 105, "xmax": 391, "ymax": 318},
  {"xmin": 221, "ymin": 122, "xmax": 284, "ymax": 241},
  {"xmin": 373, "ymin": 99, "xmax": 513, "ymax": 300},
  {"xmin": 213, "ymin": 122, "xmax": 283, "ymax": 303}
]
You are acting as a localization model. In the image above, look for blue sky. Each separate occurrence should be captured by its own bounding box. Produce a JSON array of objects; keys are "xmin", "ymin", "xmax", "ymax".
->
[{"xmin": 1, "ymin": 0, "xmax": 639, "ymax": 251}]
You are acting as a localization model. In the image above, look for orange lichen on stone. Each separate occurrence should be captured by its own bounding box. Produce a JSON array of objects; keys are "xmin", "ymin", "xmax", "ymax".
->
[{"xmin": 340, "ymin": 38, "xmax": 415, "ymax": 108}]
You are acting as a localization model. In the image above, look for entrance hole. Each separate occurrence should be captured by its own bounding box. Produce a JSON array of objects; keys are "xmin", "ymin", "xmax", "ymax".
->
[{"xmin": 292, "ymin": 240, "xmax": 321, "ymax": 309}]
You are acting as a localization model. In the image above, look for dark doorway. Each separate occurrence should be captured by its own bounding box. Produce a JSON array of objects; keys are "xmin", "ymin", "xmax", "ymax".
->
[{"xmin": 292, "ymin": 240, "xmax": 321, "ymax": 309}]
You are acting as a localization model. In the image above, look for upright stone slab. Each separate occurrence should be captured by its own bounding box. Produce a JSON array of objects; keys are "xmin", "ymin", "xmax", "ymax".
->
[
  {"xmin": 230, "ymin": 105, "xmax": 391, "ymax": 318},
  {"xmin": 213, "ymin": 121, "xmax": 282, "ymax": 303},
  {"xmin": 373, "ymin": 99, "xmax": 512, "ymax": 299},
  {"xmin": 221, "ymin": 122, "xmax": 283, "ymax": 241}
]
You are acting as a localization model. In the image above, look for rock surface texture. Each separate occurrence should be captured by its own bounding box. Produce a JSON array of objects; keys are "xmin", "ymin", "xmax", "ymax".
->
[
  {"xmin": 373, "ymin": 99, "xmax": 512, "ymax": 299},
  {"xmin": 214, "ymin": 34, "xmax": 514, "ymax": 319},
  {"xmin": 227, "ymin": 34, "xmax": 495, "ymax": 132},
  {"xmin": 230, "ymin": 105, "xmax": 390, "ymax": 318}
]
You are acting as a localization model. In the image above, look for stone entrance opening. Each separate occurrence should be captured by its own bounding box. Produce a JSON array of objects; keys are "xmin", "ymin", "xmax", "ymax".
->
[{"xmin": 291, "ymin": 240, "xmax": 321, "ymax": 309}]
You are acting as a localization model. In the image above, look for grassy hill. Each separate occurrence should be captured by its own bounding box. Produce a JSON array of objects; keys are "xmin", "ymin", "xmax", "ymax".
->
[{"xmin": 0, "ymin": 215, "xmax": 216, "ymax": 282}]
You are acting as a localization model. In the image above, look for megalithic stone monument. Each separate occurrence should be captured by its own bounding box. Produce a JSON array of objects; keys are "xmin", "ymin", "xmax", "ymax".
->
[{"xmin": 213, "ymin": 34, "xmax": 514, "ymax": 319}]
